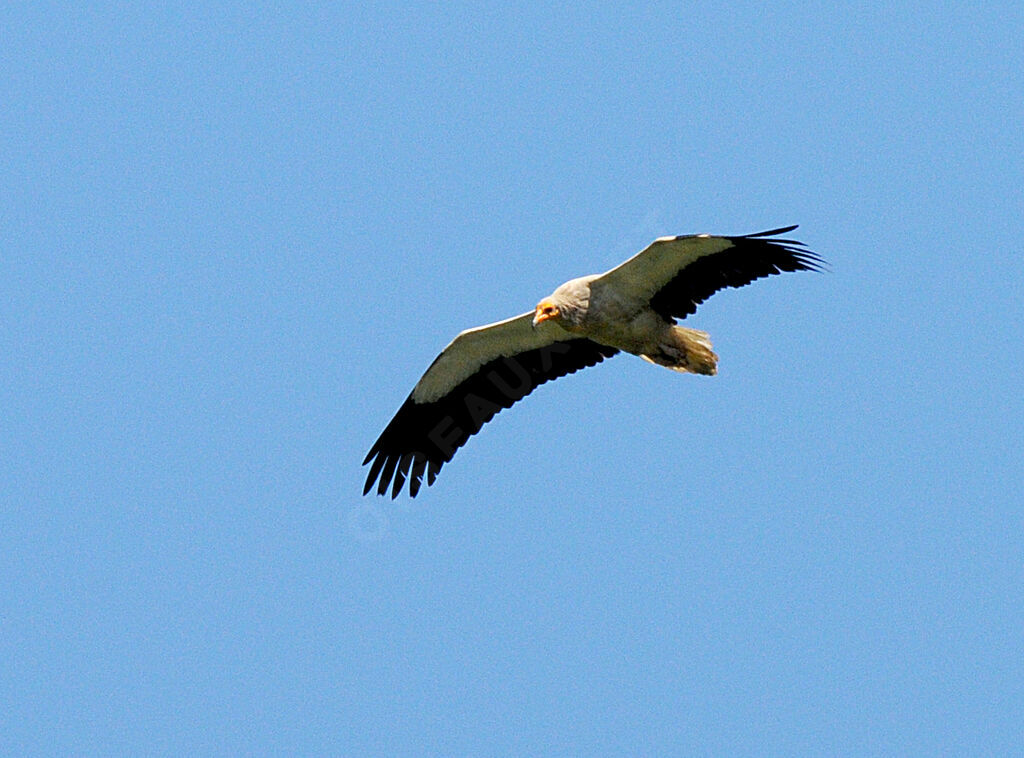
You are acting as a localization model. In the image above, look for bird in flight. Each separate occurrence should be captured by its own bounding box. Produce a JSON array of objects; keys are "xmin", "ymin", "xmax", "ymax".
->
[{"xmin": 363, "ymin": 226, "xmax": 824, "ymax": 498}]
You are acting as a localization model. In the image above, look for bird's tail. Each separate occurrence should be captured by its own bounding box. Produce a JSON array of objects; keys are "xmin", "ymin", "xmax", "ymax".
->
[{"xmin": 641, "ymin": 326, "xmax": 718, "ymax": 376}]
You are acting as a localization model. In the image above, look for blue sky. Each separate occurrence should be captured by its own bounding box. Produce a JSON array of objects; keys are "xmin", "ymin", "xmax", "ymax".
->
[{"xmin": 3, "ymin": 2, "xmax": 1023, "ymax": 754}]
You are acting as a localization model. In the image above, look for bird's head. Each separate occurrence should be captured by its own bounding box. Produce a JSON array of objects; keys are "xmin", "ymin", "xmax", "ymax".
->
[{"xmin": 532, "ymin": 299, "xmax": 561, "ymax": 328}]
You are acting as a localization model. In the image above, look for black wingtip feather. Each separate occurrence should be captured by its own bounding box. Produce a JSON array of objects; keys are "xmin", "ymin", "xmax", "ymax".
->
[
  {"xmin": 363, "ymin": 453, "xmax": 385, "ymax": 495},
  {"xmin": 376, "ymin": 454, "xmax": 400, "ymax": 497},
  {"xmin": 409, "ymin": 455, "xmax": 427, "ymax": 498},
  {"xmin": 744, "ymin": 224, "xmax": 799, "ymax": 238}
]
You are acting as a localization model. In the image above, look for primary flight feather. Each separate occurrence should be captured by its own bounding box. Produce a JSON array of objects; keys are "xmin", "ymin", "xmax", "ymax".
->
[{"xmin": 363, "ymin": 225, "xmax": 825, "ymax": 498}]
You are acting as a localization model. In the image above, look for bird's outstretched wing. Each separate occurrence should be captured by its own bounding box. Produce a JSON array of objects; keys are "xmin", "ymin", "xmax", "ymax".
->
[
  {"xmin": 363, "ymin": 313, "xmax": 619, "ymax": 498},
  {"xmin": 591, "ymin": 226, "xmax": 825, "ymax": 320}
]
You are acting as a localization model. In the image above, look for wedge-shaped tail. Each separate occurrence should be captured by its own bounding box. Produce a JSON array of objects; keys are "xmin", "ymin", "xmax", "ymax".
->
[{"xmin": 641, "ymin": 326, "xmax": 718, "ymax": 375}]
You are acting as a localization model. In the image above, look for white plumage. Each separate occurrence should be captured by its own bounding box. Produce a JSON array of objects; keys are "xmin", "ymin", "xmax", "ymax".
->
[{"xmin": 364, "ymin": 226, "xmax": 824, "ymax": 497}]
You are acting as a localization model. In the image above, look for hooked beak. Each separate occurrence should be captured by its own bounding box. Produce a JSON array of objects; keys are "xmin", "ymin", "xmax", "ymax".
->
[{"xmin": 533, "ymin": 303, "xmax": 558, "ymax": 328}]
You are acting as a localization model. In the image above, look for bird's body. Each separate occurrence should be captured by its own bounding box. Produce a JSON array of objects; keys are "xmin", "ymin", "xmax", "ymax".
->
[
  {"xmin": 364, "ymin": 226, "xmax": 824, "ymax": 498},
  {"xmin": 544, "ymin": 274, "xmax": 718, "ymax": 373}
]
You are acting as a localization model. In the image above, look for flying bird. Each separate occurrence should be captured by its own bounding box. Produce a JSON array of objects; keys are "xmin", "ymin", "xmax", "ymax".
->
[{"xmin": 363, "ymin": 225, "xmax": 824, "ymax": 498}]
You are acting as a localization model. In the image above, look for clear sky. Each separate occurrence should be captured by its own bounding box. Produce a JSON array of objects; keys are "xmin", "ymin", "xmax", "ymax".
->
[{"xmin": 3, "ymin": 2, "xmax": 1023, "ymax": 755}]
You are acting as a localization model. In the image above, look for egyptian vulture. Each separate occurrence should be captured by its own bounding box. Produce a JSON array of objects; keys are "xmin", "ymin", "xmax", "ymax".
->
[{"xmin": 363, "ymin": 226, "xmax": 824, "ymax": 498}]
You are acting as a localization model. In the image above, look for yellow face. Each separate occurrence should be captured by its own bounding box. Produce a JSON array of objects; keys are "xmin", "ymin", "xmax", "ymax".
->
[{"xmin": 533, "ymin": 300, "xmax": 561, "ymax": 325}]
